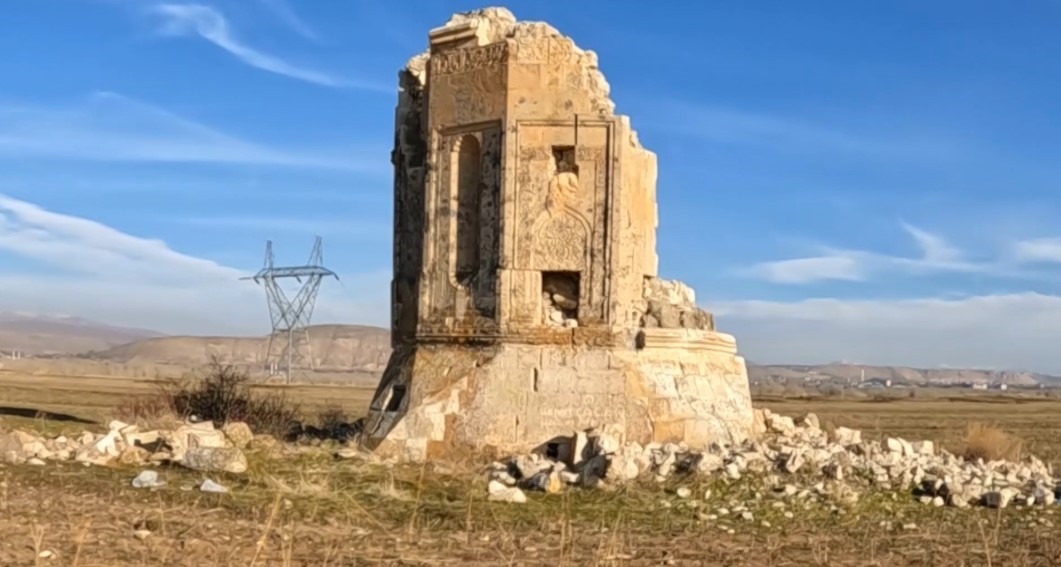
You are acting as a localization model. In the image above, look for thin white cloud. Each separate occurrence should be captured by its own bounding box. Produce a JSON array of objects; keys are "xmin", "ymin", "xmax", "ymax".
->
[
  {"xmin": 0, "ymin": 91, "xmax": 379, "ymax": 170},
  {"xmin": 900, "ymin": 221, "xmax": 962, "ymax": 263},
  {"xmin": 713, "ymin": 293, "xmax": 1061, "ymax": 373},
  {"xmin": 744, "ymin": 255, "xmax": 864, "ymax": 284},
  {"xmin": 257, "ymin": 0, "xmax": 319, "ymax": 41},
  {"xmin": 1012, "ymin": 237, "xmax": 1061, "ymax": 264},
  {"xmin": 152, "ymin": 3, "xmax": 389, "ymax": 92},
  {"xmin": 0, "ymin": 194, "xmax": 238, "ymax": 283},
  {"xmin": 165, "ymin": 215, "xmax": 391, "ymax": 237},
  {"xmin": 654, "ymin": 101, "xmax": 958, "ymax": 161},
  {"xmin": 0, "ymin": 195, "xmax": 389, "ymax": 335},
  {"xmin": 743, "ymin": 223, "xmax": 997, "ymax": 284}
]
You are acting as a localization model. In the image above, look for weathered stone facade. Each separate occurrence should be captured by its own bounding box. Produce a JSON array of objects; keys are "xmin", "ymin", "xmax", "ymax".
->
[{"xmin": 361, "ymin": 7, "xmax": 754, "ymax": 460}]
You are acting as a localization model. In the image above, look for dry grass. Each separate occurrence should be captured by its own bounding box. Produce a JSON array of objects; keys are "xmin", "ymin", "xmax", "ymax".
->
[
  {"xmin": 962, "ymin": 422, "xmax": 1025, "ymax": 462},
  {"xmin": 5, "ymin": 372, "xmax": 1061, "ymax": 564},
  {"xmin": 1, "ymin": 447, "xmax": 1060, "ymax": 566},
  {"xmin": 0, "ymin": 369, "xmax": 371, "ymax": 426}
]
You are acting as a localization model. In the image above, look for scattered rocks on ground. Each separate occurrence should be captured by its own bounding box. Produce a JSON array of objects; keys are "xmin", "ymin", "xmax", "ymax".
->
[
  {"xmin": 0, "ymin": 418, "xmax": 256, "ymax": 474},
  {"xmin": 221, "ymin": 422, "xmax": 253, "ymax": 449},
  {"xmin": 200, "ymin": 479, "xmax": 229, "ymax": 493},
  {"xmin": 181, "ymin": 446, "xmax": 249, "ymax": 474},
  {"xmin": 3, "ymin": 407, "xmax": 1058, "ymax": 517},
  {"xmin": 487, "ymin": 409, "xmax": 1060, "ymax": 511},
  {"xmin": 487, "ymin": 479, "xmax": 527, "ymax": 503},
  {"xmin": 131, "ymin": 470, "xmax": 165, "ymax": 489}
]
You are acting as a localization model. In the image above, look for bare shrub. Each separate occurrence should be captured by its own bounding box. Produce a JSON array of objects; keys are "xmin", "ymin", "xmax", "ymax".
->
[
  {"xmin": 113, "ymin": 395, "xmax": 176, "ymax": 427},
  {"xmin": 316, "ymin": 405, "xmax": 349, "ymax": 432},
  {"xmin": 817, "ymin": 384, "xmax": 845, "ymax": 397},
  {"xmin": 161, "ymin": 358, "xmax": 302, "ymax": 436},
  {"xmin": 287, "ymin": 404, "xmax": 362, "ymax": 443},
  {"xmin": 749, "ymin": 383, "xmax": 785, "ymax": 399},
  {"xmin": 962, "ymin": 422, "xmax": 1023, "ymax": 462}
]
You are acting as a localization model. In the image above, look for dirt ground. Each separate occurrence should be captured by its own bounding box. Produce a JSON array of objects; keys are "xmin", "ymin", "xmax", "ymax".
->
[{"xmin": 3, "ymin": 370, "xmax": 1061, "ymax": 565}]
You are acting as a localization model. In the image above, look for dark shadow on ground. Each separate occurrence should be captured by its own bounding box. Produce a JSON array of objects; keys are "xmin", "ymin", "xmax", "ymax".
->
[{"xmin": 0, "ymin": 406, "xmax": 96, "ymax": 424}]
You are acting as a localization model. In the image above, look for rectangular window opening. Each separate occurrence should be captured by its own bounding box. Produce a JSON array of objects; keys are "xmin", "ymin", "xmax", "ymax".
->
[
  {"xmin": 552, "ymin": 145, "xmax": 579, "ymax": 175},
  {"xmin": 541, "ymin": 271, "xmax": 580, "ymax": 326}
]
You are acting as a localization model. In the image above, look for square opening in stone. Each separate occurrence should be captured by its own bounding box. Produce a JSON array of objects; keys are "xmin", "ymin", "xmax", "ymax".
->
[
  {"xmin": 542, "ymin": 271, "xmax": 579, "ymax": 324},
  {"xmin": 552, "ymin": 145, "xmax": 579, "ymax": 175}
]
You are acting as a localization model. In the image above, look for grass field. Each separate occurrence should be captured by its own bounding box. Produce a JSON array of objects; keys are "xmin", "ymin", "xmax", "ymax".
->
[
  {"xmin": 0, "ymin": 370, "xmax": 374, "ymax": 425},
  {"xmin": 758, "ymin": 394, "xmax": 1061, "ymax": 471},
  {"xmin": 3, "ymin": 369, "xmax": 1061, "ymax": 565}
]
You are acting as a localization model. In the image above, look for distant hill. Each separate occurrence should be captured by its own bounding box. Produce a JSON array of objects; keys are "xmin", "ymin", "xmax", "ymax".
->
[
  {"xmin": 90, "ymin": 324, "xmax": 390, "ymax": 374},
  {"xmin": 748, "ymin": 363, "xmax": 1059, "ymax": 387},
  {"xmin": 0, "ymin": 312, "xmax": 163, "ymax": 355},
  {"xmin": 3, "ymin": 314, "xmax": 1059, "ymax": 386}
]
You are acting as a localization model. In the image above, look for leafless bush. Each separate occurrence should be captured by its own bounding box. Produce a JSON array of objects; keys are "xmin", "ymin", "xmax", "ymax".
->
[
  {"xmin": 160, "ymin": 358, "xmax": 301, "ymax": 436},
  {"xmin": 316, "ymin": 405, "xmax": 349, "ymax": 432},
  {"xmin": 113, "ymin": 394, "xmax": 176, "ymax": 426},
  {"xmin": 962, "ymin": 422, "xmax": 1023, "ymax": 462},
  {"xmin": 817, "ymin": 384, "xmax": 845, "ymax": 397}
]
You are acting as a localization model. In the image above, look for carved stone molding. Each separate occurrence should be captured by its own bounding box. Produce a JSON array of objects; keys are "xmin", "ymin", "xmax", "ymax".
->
[
  {"xmin": 636, "ymin": 328, "xmax": 739, "ymax": 355},
  {"xmin": 430, "ymin": 43, "xmax": 508, "ymax": 76}
]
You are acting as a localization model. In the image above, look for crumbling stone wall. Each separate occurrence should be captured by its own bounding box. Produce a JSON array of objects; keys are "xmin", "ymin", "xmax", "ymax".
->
[{"xmin": 641, "ymin": 277, "xmax": 715, "ymax": 331}]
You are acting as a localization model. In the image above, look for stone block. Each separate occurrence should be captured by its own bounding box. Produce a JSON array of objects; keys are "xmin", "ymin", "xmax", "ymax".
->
[{"xmin": 180, "ymin": 447, "xmax": 248, "ymax": 474}]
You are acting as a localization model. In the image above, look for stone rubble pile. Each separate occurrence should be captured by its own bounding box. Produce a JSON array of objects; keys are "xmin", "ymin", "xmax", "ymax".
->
[
  {"xmin": 489, "ymin": 409, "xmax": 1061, "ymax": 510},
  {"xmin": 0, "ymin": 419, "xmax": 261, "ymax": 474},
  {"xmin": 541, "ymin": 276, "xmax": 579, "ymax": 329},
  {"xmin": 640, "ymin": 277, "xmax": 715, "ymax": 330}
]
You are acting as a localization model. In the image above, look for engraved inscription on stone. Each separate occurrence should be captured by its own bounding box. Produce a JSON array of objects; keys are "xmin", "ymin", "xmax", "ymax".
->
[{"xmin": 431, "ymin": 43, "xmax": 507, "ymax": 76}]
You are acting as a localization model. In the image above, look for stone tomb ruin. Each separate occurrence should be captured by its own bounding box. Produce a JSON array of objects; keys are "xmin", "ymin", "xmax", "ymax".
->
[{"xmin": 360, "ymin": 7, "xmax": 754, "ymax": 460}]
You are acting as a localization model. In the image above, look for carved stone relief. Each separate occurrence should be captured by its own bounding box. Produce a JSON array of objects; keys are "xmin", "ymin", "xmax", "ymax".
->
[
  {"xmin": 420, "ymin": 122, "xmax": 504, "ymax": 330},
  {"xmin": 513, "ymin": 124, "xmax": 612, "ymax": 326},
  {"xmin": 533, "ymin": 213, "xmax": 588, "ymax": 271},
  {"xmin": 430, "ymin": 43, "xmax": 507, "ymax": 76},
  {"xmin": 510, "ymin": 35, "xmax": 577, "ymax": 65}
]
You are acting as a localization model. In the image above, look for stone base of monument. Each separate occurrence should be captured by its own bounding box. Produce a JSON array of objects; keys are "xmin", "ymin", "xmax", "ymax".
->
[{"xmin": 359, "ymin": 330, "xmax": 754, "ymax": 461}]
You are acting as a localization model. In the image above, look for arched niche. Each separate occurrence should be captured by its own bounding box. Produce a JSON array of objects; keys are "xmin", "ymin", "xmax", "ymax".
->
[{"xmin": 453, "ymin": 134, "xmax": 481, "ymax": 284}]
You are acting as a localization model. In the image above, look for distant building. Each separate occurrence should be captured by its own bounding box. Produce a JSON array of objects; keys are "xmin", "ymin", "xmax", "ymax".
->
[{"xmin": 971, "ymin": 383, "xmax": 988, "ymax": 390}]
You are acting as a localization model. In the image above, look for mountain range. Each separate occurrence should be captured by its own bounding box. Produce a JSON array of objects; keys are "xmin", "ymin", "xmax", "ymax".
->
[
  {"xmin": 0, "ymin": 312, "xmax": 163, "ymax": 355},
  {"xmin": 1, "ymin": 313, "xmax": 1057, "ymax": 386}
]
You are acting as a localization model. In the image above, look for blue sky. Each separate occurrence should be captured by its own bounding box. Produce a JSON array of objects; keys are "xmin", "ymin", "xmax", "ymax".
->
[{"xmin": 4, "ymin": 1, "xmax": 1061, "ymax": 371}]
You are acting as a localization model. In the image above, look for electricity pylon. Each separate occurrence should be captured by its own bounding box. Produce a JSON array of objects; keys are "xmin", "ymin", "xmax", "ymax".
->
[{"xmin": 241, "ymin": 236, "xmax": 338, "ymax": 382}]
